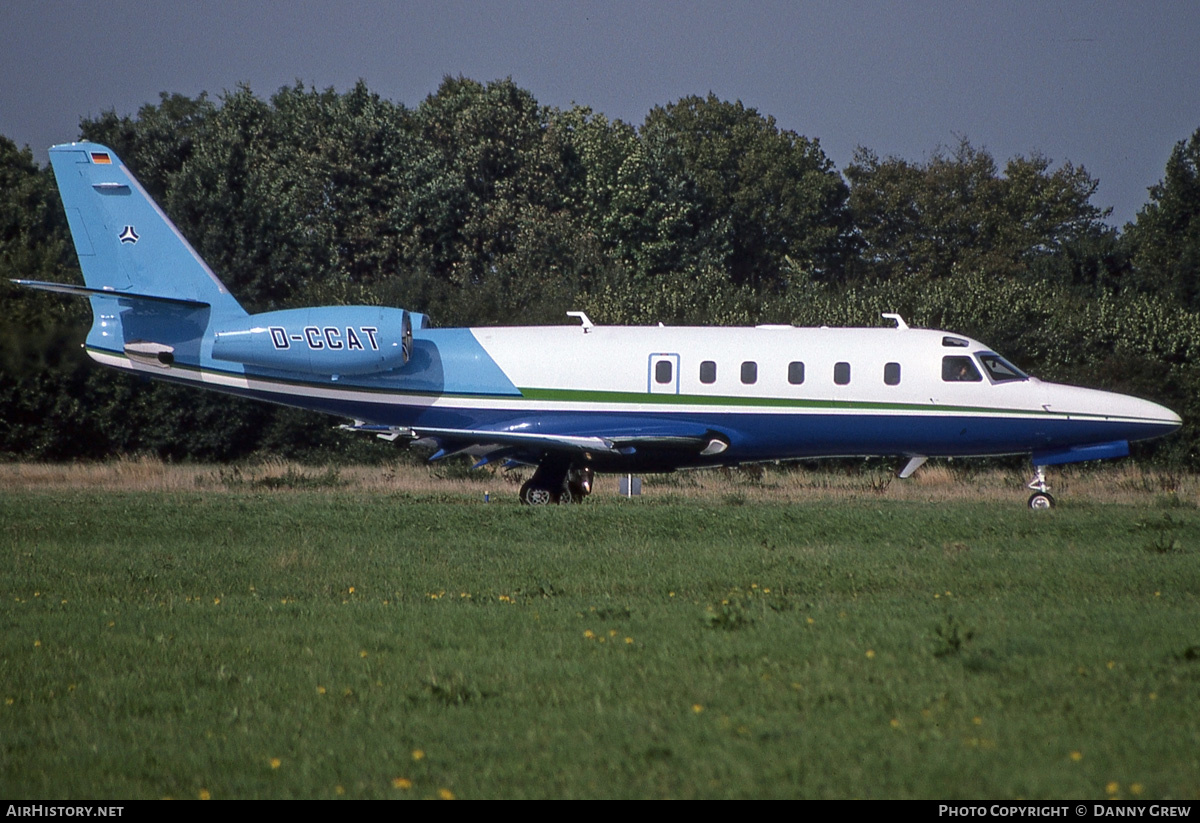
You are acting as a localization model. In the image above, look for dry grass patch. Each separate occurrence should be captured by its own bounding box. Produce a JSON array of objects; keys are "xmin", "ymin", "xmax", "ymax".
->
[{"xmin": 0, "ymin": 457, "xmax": 1196, "ymax": 506}]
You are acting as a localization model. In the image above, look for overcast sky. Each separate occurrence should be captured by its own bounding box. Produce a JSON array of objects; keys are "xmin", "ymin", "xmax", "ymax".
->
[{"xmin": 2, "ymin": 1, "xmax": 1197, "ymax": 226}]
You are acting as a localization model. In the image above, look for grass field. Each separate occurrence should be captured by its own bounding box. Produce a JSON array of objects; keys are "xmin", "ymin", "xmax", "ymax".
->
[{"xmin": 2, "ymin": 461, "xmax": 1198, "ymax": 799}]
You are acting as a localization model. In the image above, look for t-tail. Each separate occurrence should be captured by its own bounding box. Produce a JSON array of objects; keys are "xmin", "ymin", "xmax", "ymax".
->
[
  {"xmin": 17, "ymin": 143, "xmax": 423, "ymax": 377},
  {"xmin": 15, "ymin": 142, "xmax": 247, "ymax": 369}
]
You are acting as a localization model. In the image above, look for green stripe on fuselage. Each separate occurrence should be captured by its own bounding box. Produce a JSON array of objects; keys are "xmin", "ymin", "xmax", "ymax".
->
[{"xmin": 517, "ymin": 385, "xmax": 1053, "ymax": 418}]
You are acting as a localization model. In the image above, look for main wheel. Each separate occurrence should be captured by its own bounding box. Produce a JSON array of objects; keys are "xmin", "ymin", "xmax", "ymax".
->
[
  {"xmin": 1028, "ymin": 492, "xmax": 1055, "ymax": 510},
  {"xmin": 520, "ymin": 480, "xmax": 555, "ymax": 505}
]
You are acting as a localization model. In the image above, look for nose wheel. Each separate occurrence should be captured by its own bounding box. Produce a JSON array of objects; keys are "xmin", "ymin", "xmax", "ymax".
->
[
  {"xmin": 1028, "ymin": 491, "xmax": 1055, "ymax": 509},
  {"xmin": 1027, "ymin": 466, "xmax": 1056, "ymax": 510}
]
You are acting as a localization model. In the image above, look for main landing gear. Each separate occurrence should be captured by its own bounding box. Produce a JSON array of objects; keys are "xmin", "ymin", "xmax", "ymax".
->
[
  {"xmin": 518, "ymin": 455, "xmax": 594, "ymax": 505},
  {"xmin": 1027, "ymin": 465, "xmax": 1055, "ymax": 510}
]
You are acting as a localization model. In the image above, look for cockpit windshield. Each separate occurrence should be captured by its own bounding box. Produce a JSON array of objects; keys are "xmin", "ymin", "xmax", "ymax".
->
[{"xmin": 977, "ymin": 353, "xmax": 1028, "ymax": 382}]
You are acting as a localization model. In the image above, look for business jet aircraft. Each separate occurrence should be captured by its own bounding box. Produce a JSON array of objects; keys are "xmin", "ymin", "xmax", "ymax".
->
[{"xmin": 14, "ymin": 143, "xmax": 1181, "ymax": 508}]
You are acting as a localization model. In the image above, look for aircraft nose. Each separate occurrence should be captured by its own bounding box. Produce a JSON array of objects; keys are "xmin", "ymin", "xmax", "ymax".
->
[
  {"xmin": 1105, "ymin": 394, "xmax": 1181, "ymax": 439},
  {"xmin": 1043, "ymin": 385, "xmax": 1182, "ymax": 440},
  {"xmin": 1146, "ymin": 399, "xmax": 1183, "ymax": 431}
]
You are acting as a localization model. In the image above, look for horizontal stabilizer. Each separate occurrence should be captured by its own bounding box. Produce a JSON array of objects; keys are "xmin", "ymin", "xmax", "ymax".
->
[{"xmin": 12, "ymin": 279, "xmax": 211, "ymax": 309}]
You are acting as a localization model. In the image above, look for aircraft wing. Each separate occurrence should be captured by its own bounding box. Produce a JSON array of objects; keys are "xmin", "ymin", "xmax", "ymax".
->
[{"xmin": 343, "ymin": 421, "xmax": 730, "ymax": 464}]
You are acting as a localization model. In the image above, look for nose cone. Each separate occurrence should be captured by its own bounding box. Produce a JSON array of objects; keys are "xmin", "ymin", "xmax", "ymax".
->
[
  {"xmin": 1152, "ymin": 401, "xmax": 1184, "ymax": 431},
  {"xmin": 1043, "ymin": 384, "xmax": 1182, "ymax": 442}
]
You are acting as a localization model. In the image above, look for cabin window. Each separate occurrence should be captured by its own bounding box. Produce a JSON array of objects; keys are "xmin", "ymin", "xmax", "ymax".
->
[
  {"xmin": 884, "ymin": 362, "xmax": 901, "ymax": 385},
  {"xmin": 942, "ymin": 355, "xmax": 983, "ymax": 382},
  {"xmin": 741, "ymin": 361, "xmax": 758, "ymax": 384},
  {"xmin": 942, "ymin": 336, "xmax": 969, "ymax": 348},
  {"xmin": 834, "ymin": 362, "xmax": 851, "ymax": 385},
  {"xmin": 788, "ymin": 361, "xmax": 805, "ymax": 385},
  {"xmin": 700, "ymin": 361, "xmax": 717, "ymax": 384},
  {"xmin": 655, "ymin": 360, "xmax": 673, "ymax": 384},
  {"xmin": 978, "ymin": 353, "xmax": 1027, "ymax": 382}
]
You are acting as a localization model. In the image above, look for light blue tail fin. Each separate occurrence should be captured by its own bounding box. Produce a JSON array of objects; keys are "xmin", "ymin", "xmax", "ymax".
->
[{"xmin": 46, "ymin": 142, "xmax": 246, "ymax": 319}]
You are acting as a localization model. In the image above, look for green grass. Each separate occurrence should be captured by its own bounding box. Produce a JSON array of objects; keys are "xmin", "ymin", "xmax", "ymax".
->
[{"xmin": 2, "ymin": 491, "xmax": 1198, "ymax": 799}]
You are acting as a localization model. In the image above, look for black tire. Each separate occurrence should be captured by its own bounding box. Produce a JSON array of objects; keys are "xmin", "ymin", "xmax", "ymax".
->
[
  {"xmin": 520, "ymin": 480, "xmax": 555, "ymax": 505},
  {"xmin": 1028, "ymin": 492, "xmax": 1055, "ymax": 510}
]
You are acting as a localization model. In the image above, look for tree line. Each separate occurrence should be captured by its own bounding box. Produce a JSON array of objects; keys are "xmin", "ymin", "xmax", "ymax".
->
[{"xmin": 2, "ymin": 78, "xmax": 1198, "ymax": 465}]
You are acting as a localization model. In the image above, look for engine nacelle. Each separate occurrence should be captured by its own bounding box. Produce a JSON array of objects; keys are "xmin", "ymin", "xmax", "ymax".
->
[{"xmin": 212, "ymin": 306, "xmax": 425, "ymax": 376}]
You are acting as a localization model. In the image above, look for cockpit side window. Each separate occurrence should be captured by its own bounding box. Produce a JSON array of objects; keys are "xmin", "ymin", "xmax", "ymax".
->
[
  {"xmin": 942, "ymin": 355, "xmax": 983, "ymax": 382},
  {"xmin": 977, "ymin": 353, "xmax": 1028, "ymax": 382}
]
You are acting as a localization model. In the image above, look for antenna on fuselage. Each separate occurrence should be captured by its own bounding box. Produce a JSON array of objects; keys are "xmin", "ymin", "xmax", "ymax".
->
[
  {"xmin": 882, "ymin": 312, "xmax": 909, "ymax": 330},
  {"xmin": 566, "ymin": 311, "xmax": 594, "ymax": 332}
]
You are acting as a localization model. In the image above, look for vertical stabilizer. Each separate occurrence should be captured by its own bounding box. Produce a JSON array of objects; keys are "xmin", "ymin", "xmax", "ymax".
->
[{"xmin": 48, "ymin": 143, "xmax": 246, "ymax": 319}]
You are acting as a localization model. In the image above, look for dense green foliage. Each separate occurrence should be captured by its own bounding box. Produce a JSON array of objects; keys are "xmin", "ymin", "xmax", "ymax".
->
[
  {"xmin": 2, "ymin": 491, "xmax": 1198, "ymax": 799},
  {"xmin": 2, "ymin": 79, "xmax": 1197, "ymax": 464},
  {"xmin": 1125, "ymin": 130, "xmax": 1200, "ymax": 309}
]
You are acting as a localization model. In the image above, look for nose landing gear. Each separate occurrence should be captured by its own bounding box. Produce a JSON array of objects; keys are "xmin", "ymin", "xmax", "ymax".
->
[{"xmin": 1027, "ymin": 466, "xmax": 1055, "ymax": 510}]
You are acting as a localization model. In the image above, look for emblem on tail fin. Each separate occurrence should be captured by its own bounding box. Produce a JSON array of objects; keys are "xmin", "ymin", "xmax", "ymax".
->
[{"xmin": 118, "ymin": 226, "xmax": 139, "ymax": 244}]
